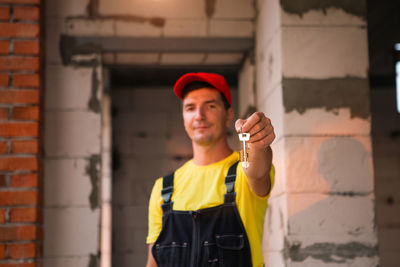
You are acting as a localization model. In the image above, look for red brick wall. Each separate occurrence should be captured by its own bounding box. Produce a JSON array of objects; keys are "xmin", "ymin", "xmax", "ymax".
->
[{"xmin": 0, "ymin": 0, "xmax": 43, "ymax": 266}]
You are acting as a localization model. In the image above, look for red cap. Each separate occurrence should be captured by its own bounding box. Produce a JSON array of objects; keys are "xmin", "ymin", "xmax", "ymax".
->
[{"xmin": 173, "ymin": 72, "xmax": 232, "ymax": 106}]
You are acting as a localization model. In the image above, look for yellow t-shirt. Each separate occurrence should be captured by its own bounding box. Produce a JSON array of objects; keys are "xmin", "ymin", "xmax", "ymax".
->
[{"xmin": 147, "ymin": 151, "xmax": 275, "ymax": 267}]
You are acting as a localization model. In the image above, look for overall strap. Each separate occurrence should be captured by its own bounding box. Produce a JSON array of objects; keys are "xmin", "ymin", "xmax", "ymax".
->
[
  {"xmin": 161, "ymin": 172, "xmax": 174, "ymax": 212},
  {"xmin": 224, "ymin": 161, "xmax": 239, "ymax": 203}
]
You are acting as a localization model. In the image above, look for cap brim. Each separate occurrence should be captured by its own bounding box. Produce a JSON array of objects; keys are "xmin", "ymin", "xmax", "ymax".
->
[{"xmin": 174, "ymin": 73, "xmax": 214, "ymax": 99}]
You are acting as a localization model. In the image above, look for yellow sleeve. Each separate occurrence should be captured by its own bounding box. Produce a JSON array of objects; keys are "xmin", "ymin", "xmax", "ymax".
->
[
  {"xmin": 146, "ymin": 178, "xmax": 163, "ymax": 244},
  {"xmin": 267, "ymin": 164, "xmax": 275, "ymax": 197}
]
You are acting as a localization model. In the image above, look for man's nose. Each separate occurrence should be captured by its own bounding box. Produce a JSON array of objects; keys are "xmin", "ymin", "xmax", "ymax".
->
[{"xmin": 194, "ymin": 107, "xmax": 205, "ymax": 120}]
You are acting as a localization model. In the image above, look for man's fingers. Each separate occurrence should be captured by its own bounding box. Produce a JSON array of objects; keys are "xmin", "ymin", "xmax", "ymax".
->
[
  {"xmin": 248, "ymin": 117, "xmax": 268, "ymax": 136},
  {"xmin": 240, "ymin": 112, "xmax": 264, "ymax": 133},
  {"xmin": 235, "ymin": 119, "xmax": 246, "ymax": 133},
  {"xmin": 237, "ymin": 112, "xmax": 275, "ymax": 147},
  {"xmin": 249, "ymin": 124, "xmax": 274, "ymax": 143}
]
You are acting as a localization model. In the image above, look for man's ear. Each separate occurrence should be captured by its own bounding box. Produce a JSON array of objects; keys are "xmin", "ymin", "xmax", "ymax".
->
[{"xmin": 226, "ymin": 107, "xmax": 234, "ymax": 127}]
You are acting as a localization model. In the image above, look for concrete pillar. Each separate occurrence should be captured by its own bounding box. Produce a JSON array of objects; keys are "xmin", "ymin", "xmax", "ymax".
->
[
  {"xmin": 255, "ymin": 0, "xmax": 378, "ymax": 266},
  {"xmin": 44, "ymin": 1, "xmax": 102, "ymax": 266}
]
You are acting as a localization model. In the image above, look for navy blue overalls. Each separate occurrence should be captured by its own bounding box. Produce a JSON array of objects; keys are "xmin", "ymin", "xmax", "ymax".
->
[{"xmin": 152, "ymin": 161, "xmax": 253, "ymax": 267}]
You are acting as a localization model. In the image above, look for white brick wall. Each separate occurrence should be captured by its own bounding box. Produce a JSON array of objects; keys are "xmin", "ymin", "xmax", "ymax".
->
[
  {"xmin": 209, "ymin": 20, "xmax": 254, "ymax": 37},
  {"xmin": 44, "ymin": 208, "xmax": 100, "ymax": 256},
  {"xmin": 115, "ymin": 21, "xmax": 162, "ymax": 37},
  {"xmin": 256, "ymin": 0, "xmax": 281, "ymax": 53},
  {"xmin": 287, "ymin": 195, "xmax": 376, "ymax": 241},
  {"xmin": 45, "ymin": 66, "xmax": 93, "ymax": 110},
  {"xmin": 282, "ymin": 27, "xmax": 369, "ymax": 79},
  {"xmin": 282, "ymin": 7, "xmax": 366, "ymax": 27},
  {"xmin": 61, "ymin": 0, "xmax": 256, "ymax": 38},
  {"xmin": 238, "ymin": 56, "xmax": 255, "ymax": 117},
  {"xmin": 285, "ymin": 136, "xmax": 373, "ymax": 193},
  {"xmin": 45, "ymin": 159, "xmax": 93, "ymax": 207},
  {"xmin": 256, "ymin": 29, "xmax": 282, "ymax": 106},
  {"xmin": 98, "ymin": 0, "xmax": 206, "ymax": 19},
  {"xmin": 284, "ymin": 108, "xmax": 371, "ymax": 136},
  {"xmin": 66, "ymin": 19, "xmax": 115, "ymax": 36},
  {"xmin": 262, "ymin": 193, "xmax": 288, "ymax": 251},
  {"xmin": 213, "ymin": 0, "xmax": 254, "ymax": 19},
  {"xmin": 45, "ymin": 111, "xmax": 101, "ymax": 157},
  {"xmin": 257, "ymin": 84, "xmax": 284, "ymax": 140},
  {"xmin": 163, "ymin": 19, "xmax": 207, "ymax": 37}
]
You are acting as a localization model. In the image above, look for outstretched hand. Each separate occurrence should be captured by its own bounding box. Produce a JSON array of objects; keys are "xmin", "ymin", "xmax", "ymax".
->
[{"xmin": 235, "ymin": 112, "xmax": 275, "ymax": 151}]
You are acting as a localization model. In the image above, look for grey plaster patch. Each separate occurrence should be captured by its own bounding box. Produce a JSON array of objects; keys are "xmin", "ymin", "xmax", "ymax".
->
[
  {"xmin": 318, "ymin": 137, "xmax": 372, "ymax": 193},
  {"xmin": 205, "ymin": 0, "xmax": 217, "ymax": 18},
  {"xmin": 267, "ymin": 204, "xmax": 273, "ymax": 231},
  {"xmin": 288, "ymin": 241, "xmax": 378, "ymax": 263},
  {"xmin": 280, "ymin": 0, "xmax": 366, "ymax": 19},
  {"xmin": 86, "ymin": 154, "xmax": 100, "ymax": 210},
  {"xmin": 283, "ymin": 237, "xmax": 290, "ymax": 260},
  {"xmin": 66, "ymin": 15, "xmax": 165, "ymax": 27},
  {"xmin": 88, "ymin": 67, "xmax": 101, "ymax": 113},
  {"xmin": 86, "ymin": 0, "xmax": 99, "ymax": 17},
  {"xmin": 282, "ymin": 78, "xmax": 370, "ymax": 119},
  {"xmin": 329, "ymin": 191, "xmax": 369, "ymax": 197},
  {"xmin": 60, "ymin": 35, "xmax": 102, "ymax": 66},
  {"xmin": 149, "ymin": 17, "xmax": 166, "ymax": 27},
  {"xmin": 88, "ymin": 253, "xmax": 98, "ymax": 267}
]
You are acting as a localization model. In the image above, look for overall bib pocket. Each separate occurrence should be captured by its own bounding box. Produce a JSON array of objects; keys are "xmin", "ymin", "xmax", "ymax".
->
[{"xmin": 216, "ymin": 234, "xmax": 246, "ymax": 266}]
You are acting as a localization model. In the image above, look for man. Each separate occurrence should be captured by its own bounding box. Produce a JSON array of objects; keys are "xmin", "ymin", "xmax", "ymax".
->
[{"xmin": 145, "ymin": 72, "xmax": 275, "ymax": 267}]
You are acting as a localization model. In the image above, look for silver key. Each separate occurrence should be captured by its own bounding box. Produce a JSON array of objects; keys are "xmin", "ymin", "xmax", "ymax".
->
[{"xmin": 238, "ymin": 133, "xmax": 250, "ymax": 168}]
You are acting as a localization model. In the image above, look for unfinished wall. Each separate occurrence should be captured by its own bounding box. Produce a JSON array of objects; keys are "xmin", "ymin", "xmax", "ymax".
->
[
  {"xmin": 44, "ymin": 1, "xmax": 103, "ymax": 266},
  {"xmin": 45, "ymin": 0, "xmax": 255, "ymax": 266},
  {"xmin": 0, "ymin": 0, "xmax": 43, "ymax": 266},
  {"xmin": 256, "ymin": 0, "xmax": 378, "ymax": 266}
]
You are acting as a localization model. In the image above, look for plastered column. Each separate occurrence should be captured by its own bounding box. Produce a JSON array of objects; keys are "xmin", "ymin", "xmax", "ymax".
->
[{"xmin": 255, "ymin": 0, "xmax": 378, "ymax": 266}]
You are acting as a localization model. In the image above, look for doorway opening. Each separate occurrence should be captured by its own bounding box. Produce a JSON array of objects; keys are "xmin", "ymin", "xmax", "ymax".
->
[{"xmin": 109, "ymin": 66, "xmax": 240, "ymax": 266}]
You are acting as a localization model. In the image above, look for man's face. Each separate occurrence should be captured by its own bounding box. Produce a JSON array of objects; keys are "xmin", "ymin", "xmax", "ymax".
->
[{"xmin": 182, "ymin": 87, "xmax": 233, "ymax": 146}]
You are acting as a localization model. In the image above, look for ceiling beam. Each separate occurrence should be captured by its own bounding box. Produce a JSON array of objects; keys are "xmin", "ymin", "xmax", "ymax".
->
[{"xmin": 60, "ymin": 35, "xmax": 254, "ymax": 65}]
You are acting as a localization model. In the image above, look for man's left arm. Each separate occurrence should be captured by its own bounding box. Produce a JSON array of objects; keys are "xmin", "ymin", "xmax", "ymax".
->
[{"xmin": 235, "ymin": 112, "xmax": 275, "ymax": 197}]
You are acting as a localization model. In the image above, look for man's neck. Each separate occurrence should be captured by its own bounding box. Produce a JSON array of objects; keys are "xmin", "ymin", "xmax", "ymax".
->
[{"xmin": 192, "ymin": 139, "xmax": 233, "ymax": 166}]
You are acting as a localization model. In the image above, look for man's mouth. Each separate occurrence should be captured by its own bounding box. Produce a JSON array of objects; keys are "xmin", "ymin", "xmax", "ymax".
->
[{"xmin": 194, "ymin": 125, "xmax": 210, "ymax": 130}]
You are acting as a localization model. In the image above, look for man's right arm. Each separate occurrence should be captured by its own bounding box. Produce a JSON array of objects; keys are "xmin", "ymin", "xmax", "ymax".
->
[
  {"xmin": 147, "ymin": 178, "xmax": 163, "ymax": 266},
  {"xmin": 146, "ymin": 243, "xmax": 157, "ymax": 267}
]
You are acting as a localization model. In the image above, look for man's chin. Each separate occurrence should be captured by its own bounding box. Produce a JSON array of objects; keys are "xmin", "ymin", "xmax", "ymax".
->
[{"xmin": 193, "ymin": 135, "xmax": 214, "ymax": 146}]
